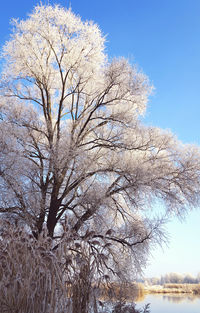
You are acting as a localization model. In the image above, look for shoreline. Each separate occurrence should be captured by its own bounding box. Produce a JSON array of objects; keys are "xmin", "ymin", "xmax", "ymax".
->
[{"xmin": 144, "ymin": 283, "xmax": 200, "ymax": 295}]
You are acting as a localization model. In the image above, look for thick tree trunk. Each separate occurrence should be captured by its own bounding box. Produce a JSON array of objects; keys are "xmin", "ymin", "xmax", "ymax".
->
[{"xmin": 47, "ymin": 198, "xmax": 60, "ymax": 237}]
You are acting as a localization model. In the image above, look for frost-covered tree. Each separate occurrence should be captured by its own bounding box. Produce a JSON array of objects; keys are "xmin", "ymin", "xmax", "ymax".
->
[{"xmin": 0, "ymin": 4, "xmax": 200, "ymax": 280}]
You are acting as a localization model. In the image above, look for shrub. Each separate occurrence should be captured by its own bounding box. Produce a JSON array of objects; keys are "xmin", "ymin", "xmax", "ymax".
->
[{"xmin": 112, "ymin": 302, "xmax": 150, "ymax": 313}]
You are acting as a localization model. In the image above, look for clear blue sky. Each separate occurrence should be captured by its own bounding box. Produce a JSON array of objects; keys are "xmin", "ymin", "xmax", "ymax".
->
[{"xmin": 1, "ymin": 0, "xmax": 200, "ymax": 278}]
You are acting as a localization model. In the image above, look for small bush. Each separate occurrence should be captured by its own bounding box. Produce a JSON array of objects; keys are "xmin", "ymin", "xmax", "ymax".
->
[{"xmin": 112, "ymin": 302, "xmax": 150, "ymax": 313}]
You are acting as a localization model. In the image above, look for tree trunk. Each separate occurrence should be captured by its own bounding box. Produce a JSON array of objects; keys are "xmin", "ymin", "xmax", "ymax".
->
[{"xmin": 47, "ymin": 198, "xmax": 60, "ymax": 237}]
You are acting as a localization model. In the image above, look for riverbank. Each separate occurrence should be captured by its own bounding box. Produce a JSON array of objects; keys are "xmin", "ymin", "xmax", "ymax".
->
[{"xmin": 145, "ymin": 283, "xmax": 200, "ymax": 295}]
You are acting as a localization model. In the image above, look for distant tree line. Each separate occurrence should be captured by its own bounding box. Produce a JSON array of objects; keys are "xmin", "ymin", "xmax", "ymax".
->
[{"xmin": 145, "ymin": 273, "xmax": 200, "ymax": 285}]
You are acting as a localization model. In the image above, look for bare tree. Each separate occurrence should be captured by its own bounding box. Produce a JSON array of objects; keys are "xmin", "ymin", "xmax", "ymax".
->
[{"xmin": 0, "ymin": 3, "xmax": 200, "ymax": 282}]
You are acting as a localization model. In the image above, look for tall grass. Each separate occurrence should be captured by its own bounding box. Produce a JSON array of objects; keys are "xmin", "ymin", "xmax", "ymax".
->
[
  {"xmin": 0, "ymin": 221, "xmax": 150, "ymax": 313},
  {"xmin": 98, "ymin": 282, "xmax": 145, "ymax": 302},
  {"xmin": 0, "ymin": 221, "xmax": 69, "ymax": 313},
  {"xmin": 147, "ymin": 283, "xmax": 200, "ymax": 294},
  {"xmin": 164, "ymin": 283, "xmax": 200, "ymax": 294}
]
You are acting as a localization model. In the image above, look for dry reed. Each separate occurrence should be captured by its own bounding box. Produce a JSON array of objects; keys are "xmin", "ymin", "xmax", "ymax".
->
[{"xmin": 0, "ymin": 221, "xmax": 69, "ymax": 313}]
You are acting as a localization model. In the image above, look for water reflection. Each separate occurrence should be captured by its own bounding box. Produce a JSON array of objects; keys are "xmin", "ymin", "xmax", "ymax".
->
[
  {"xmin": 136, "ymin": 293, "xmax": 200, "ymax": 313},
  {"xmin": 134, "ymin": 291, "xmax": 146, "ymax": 302},
  {"xmin": 163, "ymin": 293, "xmax": 200, "ymax": 303}
]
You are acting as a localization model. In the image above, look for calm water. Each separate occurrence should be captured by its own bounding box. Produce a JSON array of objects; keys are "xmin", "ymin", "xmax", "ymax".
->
[{"xmin": 136, "ymin": 294, "xmax": 200, "ymax": 313}]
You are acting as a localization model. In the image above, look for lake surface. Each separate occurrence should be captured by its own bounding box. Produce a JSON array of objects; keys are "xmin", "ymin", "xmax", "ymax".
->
[{"xmin": 136, "ymin": 293, "xmax": 200, "ymax": 313}]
